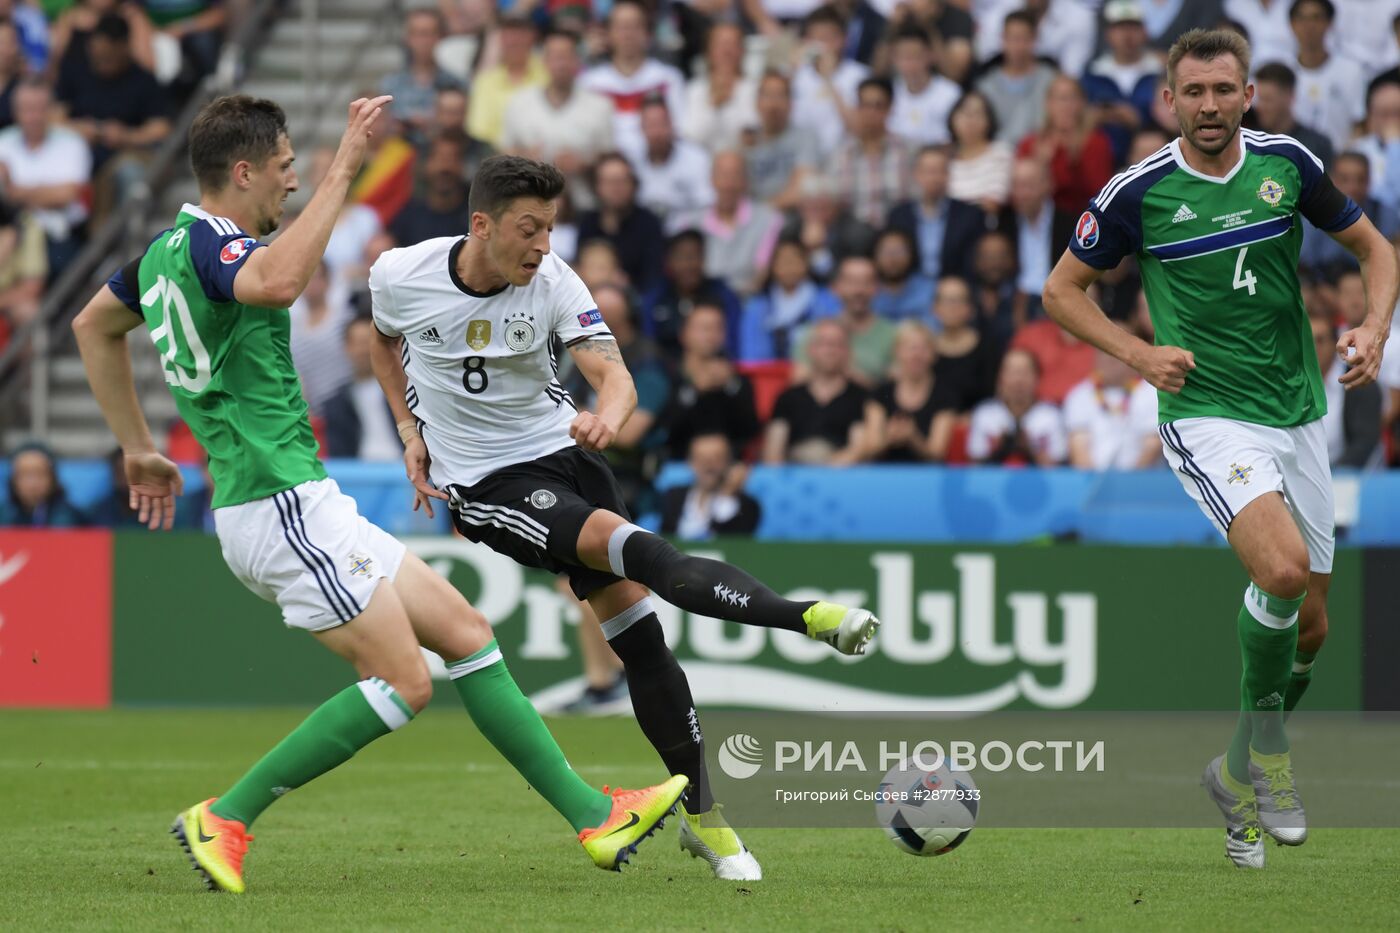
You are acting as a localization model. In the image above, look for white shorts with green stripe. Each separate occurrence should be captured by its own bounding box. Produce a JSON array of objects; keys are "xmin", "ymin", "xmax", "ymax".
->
[
  {"xmin": 1158, "ymin": 416, "xmax": 1334, "ymax": 573},
  {"xmin": 214, "ymin": 478, "xmax": 407, "ymax": 631}
]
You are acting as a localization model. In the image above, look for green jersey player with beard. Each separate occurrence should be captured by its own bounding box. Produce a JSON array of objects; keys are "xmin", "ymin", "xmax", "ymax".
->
[{"xmin": 1044, "ymin": 29, "xmax": 1397, "ymax": 869}]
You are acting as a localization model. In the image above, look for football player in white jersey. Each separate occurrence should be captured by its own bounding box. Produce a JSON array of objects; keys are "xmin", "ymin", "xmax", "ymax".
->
[{"xmin": 369, "ymin": 156, "xmax": 880, "ymax": 881}]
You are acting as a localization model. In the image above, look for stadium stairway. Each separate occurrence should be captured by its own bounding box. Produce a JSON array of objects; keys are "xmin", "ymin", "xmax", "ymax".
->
[{"xmin": 31, "ymin": 0, "xmax": 414, "ymax": 457}]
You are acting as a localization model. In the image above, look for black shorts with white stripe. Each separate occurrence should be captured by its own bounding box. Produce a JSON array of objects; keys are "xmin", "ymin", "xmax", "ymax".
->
[{"xmin": 446, "ymin": 446, "xmax": 630, "ymax": 600}]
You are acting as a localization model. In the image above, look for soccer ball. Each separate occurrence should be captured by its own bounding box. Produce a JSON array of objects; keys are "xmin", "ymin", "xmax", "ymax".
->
[{"xmin": 874, "ymin": 758, "xmax": 979, "ymax": 856}]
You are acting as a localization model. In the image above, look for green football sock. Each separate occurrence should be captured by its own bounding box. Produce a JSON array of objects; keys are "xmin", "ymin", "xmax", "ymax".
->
[
  {"xmin": 1225, "ymin": 584, "xmax": 1302, "ymax": 784},
  {"xmin": 210, "ymin": 678, "xmax": 413, "ymax": 826},
  {"xmin": 447, "ymin": 640, "xmax": 612, "ymax": 833},
  {"xmin": 1284, "ymin": 648, "xmax": 1318, "ymax": 716}
]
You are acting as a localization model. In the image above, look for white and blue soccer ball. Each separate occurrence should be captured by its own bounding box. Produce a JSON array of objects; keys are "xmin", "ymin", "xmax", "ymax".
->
[{"xmin": 874, "ymin": 758, "xmax": 979, "ymax": 856}]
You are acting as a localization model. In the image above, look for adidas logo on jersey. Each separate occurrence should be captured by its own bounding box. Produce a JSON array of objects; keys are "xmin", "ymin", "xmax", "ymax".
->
[
  {"xmin": 1172, "ymin": 203, "xmax": 1198, "ymax": 223},
  {"xmin": 418, "ymin": 327, "xmax": 443, "ymax": 344}
]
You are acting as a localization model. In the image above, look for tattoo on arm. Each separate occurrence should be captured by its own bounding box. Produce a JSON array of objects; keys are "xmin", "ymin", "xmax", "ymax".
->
[{"xmin": 573, "ymin": 338, "xmax": 623, "ymax": 365}]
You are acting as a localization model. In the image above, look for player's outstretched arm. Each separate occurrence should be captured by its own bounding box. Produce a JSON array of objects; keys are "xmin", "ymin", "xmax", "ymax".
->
[
  {"xmin": 568, "ymin": 338, "xmax": 637, "ymax": 452},
  {"xmin": 232, "ymin": 95, "xmax": 392, "ymax": 309},
  {"xmin": 1330, "ymin": 215, "xmax": 1399, "ymax": 389},
  {"xmin": 1043, "ymin": 251, "xmax": 1196, "ymax": 395},
  {"xmin": 72, "ymin": 286, "xmax": 184, "ymax": 530}
]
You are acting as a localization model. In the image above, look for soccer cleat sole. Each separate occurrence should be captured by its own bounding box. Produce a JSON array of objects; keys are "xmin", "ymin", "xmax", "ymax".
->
[
  {"xmin": 169, "ymin": 815, "xmax": 222, "ymax": 892},
  {"xmin": 607, "ymin": 799, "xmax": 681, "ymax": 872},
  {"xmin": 831, "ymin": 609, "xmax": 880, "ymax": 656}
]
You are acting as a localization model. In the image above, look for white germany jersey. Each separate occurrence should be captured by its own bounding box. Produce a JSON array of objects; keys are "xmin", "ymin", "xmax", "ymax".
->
[{"xmin": 369, "ymin": 236, "xmax": 611, "ymax": 488}]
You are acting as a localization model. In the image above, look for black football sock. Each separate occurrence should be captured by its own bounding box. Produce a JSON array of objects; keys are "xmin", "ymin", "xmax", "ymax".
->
[
  {"xmin": 607, "ymin": 525, "xmax": 812, "ymax": 634},
  {"xmin": 601, "ymin": 601, "xmax": 715, "ymax": 813}
]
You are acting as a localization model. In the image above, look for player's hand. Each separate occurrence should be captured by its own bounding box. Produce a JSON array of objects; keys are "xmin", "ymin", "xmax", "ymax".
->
[
  {"xmin": 403, "ymin": 434, "xmax": 448, "ymax": 518},
  {"xmin": 1337, "ymin": 323, "xmax": 1387, "ymax": 389},
  {"xmin": 334, "ymin": 95, "xmax": 393, "ymax": 176},
  {"xmin": 570, "ymin": 411, "xmax": 616, "ymax": 452},
  {"xmin": 1134, "ymin": 345, "xmax": 1196, "ymax": 394},
  {"xmin": 124, "ymin": 451, "xmax": 185, "ymax": 532}
]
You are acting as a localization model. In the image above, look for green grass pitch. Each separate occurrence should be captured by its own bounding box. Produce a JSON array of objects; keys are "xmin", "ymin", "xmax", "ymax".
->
[{"xmin": 2, "ymin": 708, "xmax": 1398, "ymax": 931}]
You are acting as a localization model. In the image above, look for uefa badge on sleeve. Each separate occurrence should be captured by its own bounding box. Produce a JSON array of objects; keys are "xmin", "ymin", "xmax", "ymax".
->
[{"xmin": 1075, "ymin": 211, "xmax": 1099, "ymax": 249}]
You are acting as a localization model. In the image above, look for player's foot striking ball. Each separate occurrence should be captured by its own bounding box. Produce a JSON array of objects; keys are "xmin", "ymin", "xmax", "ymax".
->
[
  {"xmin": 368, "ymin": 154, "xmax": 883, "ymax": 877},
  {"xmin": 1044, "ymin": 27, "xmax": 1398, "ymax": 869}
]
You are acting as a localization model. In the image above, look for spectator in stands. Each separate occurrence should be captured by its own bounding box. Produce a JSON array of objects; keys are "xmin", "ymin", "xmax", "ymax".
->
[
  {"xmin": 683, "ymin": 21, "xmax": 757, "ymax": 154},
  {"xmin": 1290, "ymin": 0, "xmax": 1366, "ymax": 152},
  {"xmin": 793, "ymin": 255, "xmax": 896, "ymax": 386},
  {"xmin": 576, "ymin": 152, "xmax": 665, "ymax": 291},
  {"xmin": 0, "ymin": 78, "xmax": 91, "ymax": 274},
  {"xmin": 0, "ymin": 194, "xmax": 45, "ymax": 325},
  {"xmin": 1247, "ymin": 62, "xmax": 1335, "ymax": 169},
  {"xmin": 1347, "ymin": 78, "xmax": 1400, "ymax": 210},
  {"xmin": 661, "ymin": 433, "xmax": 762, "ymax": 539},
  {"xmin": 1063, "ymin": 333, "xmax": 1161, "ymax": 470},
  {"xmin": 429, "ymin": 87, "xmax": 495, "ymax": 181},
  {"xmin": 667, "ymin": 302, "xmax": 759, "ymax": 459},
  {"xmin": 1145, "ymin": 73, "xmax": 1182, "ymax": 137},
  {"xmin": 1226, "ymin": 0, "xmax": 1297, "ymax": 67},
  {"xmin": 744, "ymin": 70, "xmax": 818, "ymax": 211},
  {"xmin": 289, "ymin": 262, "xmax": 353, "ymax": 415},
  {"xmin": 975, "ymin": 11, "xmax": 1056, "ymax": 148},
  {"xmin": 976, "ymin": 0, "xmax": 1094, "ymax": 76},
  {"xmin": 87, "ymin": 447, "xmax": 143, "ymax": 527},
  {"xmin": 1301, "ymin": 152, "xmax": 1398, "ymax": 278},
  {"xmin": 970, "ymin": 230, "xmax": 1022, "ymax": 350},
  {"xmin": 143, "ymin": 0, "xmax": 227, "ymax": 89},
  {"xmin": 641, "ymin": 228, "xmax": 742, "ymax": 359},
  {"xmin": 54, "ymin": 12, "xmax": 171, "ymax": 224},
  {"xmin": 870, "ymin": 227, "xmax": 935, "ymax": 321},
  {"xmin": 379, "ymin": 8, "xmax": 464, "ymax": 149},
  {"xmin": 888, "ymin": 145, "xmax": 985, "ymax": 283},
  {"xmin": 0, "ymin": 0, "xmax": 48, "ymax": 73},
  {"xmin": 468, "ymin": 14, "xmax": 544, "ymax": 149},
  {"xmin": 887, "ymin": 0, "xmax": 975, "ymax": 84},
  {"xmin": 501, "ymin": 29, "xmax": 614, "ymax": 208},
  {"xmin": 387, "ymin": 132, "xmax": 472, "ymax": 247},
  {"xmin": 1010, "ymin": 314, "xmax": 1095, "ymax": 405},
  {"xmin": 574, "ymin": 238, "xmax": 630, "ymax": 293},
  {"xmin": 49, "ymin": 0, "xmax": 153, "ymax": 79},
  {"xmin": 1008, "ymin": 157, "xmax": 1075, "ymax": 325},
  {"xmin": 887, "ymin": 25, "xmax": 960, "ymax": 147},
  {"xmin": 1138, "ymin": 0, "xmax": 1223, "ymax": 50},
  {"xmin": 781, "ymin": 172, "xmax": 876, "ymax": 282},
  {"xmin": 765, "ymin": 318, "xmax": 879, "ymax": 465},
  {"xmin": 931, "ymin": 274, "xmax": 998, "ymax": 410},
  {"xmin": 0, "ymin": 20, "xmax": 25, "ymax": 130},
  {"xmin": 673, "ymin": 150, "xmax": 783, "ymax": 297},
  {"xmin": 827, "ymin": 76, "xmax": 914, "ymax": 229},
  {"xmin": 562, "ymin": 282, "xmax": 670, "ymax": 517},
  {"xmin": 1315, "ymin": 315, "xmax": 1383, "ymax": 467},
  {"xmin": 740, "ymin": 237, "xmax": 840, "ymax": 362},
  {"xmin": 1127, "ymin": 125, "xmax": 1172, "ymax": 163},
  {"xmin": 322, "ymin": 317, "xmax": 401, "ymax": 462},
  {"xmin": 1017, "ymin": 76, "xmax": 1115, "ymax": 217},
  {"xmin": 1083, "ymin": 0, "xmax": 1163, "ymax": 164},
  {"xmin": 1368, "ymin": 13, "xmax": 1400, "ymax": 88},
  {"xmin": 947, "ymin": 91, "xmax": 1013, "ymax": 210},
  {"xmin": 0, "ymin": 441, "xmax": 87, "ymax": 527},
  {"xmin": 967, "ymin": 349, "xmax": 1067, "ymax": 466},
  {"xmin": 579, "ymin": 0, "xmax": 686, "ymax": 158},
  {"xmin": 633, "ymin": 97, "xmax": 714, "ymax": 221},
  {"xmin": 791, "ymin": 4, "xmax": 868, "ymax": 157},
  {"xmin": 872, "ymin": 320, "xmax": 957, "ymax": 462}
]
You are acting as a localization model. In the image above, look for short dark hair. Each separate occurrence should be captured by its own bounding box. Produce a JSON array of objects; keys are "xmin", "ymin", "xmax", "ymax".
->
[
  {"xmin": 857, "ymin": 76, "xmax": 894, "ymax": 105},
  {"xmin": 1334, "ymin": 150, "xmax": 1370, "ymax": 177},
  {"xmin": 667, "ymin": 228, "xmax": 706, "ymax": 253},
  {"xmin": 1289, "ymin": 0, "xmax": 1334, "ymax": 22},
  {"xmin": 466, "ymin": 155, "xmax": 565, "ymax": 220},
  {"xmin": 758, "ymin": 68, "xmax": 792, "ymax": 95},
  {"xmin": 189, "ymin": 95, "xmax": 289, "ymax": 194},
  {"xmin": 1167, "ymin": 28, "xmax": 1251, "ymax": 89},
  {"xmin": 1254, "ymin": 61, "xmax": 1297, "ymax": 91},
  {"xmin": 93, "ymin": 12, "xmax": 130, "ymax": 42},
  {"xmin": 1003, "ymin": 9, "xmax": 1037, "ymax": 32},
  {"xmin": 804, "ymin": 4, "xmax": 846, "ymax": 33},
  {"xmin": 541, "ymin": 28, "xmax": 578, "ymax": 48},
  {"xmin": 590, "ymin": 151, "xmax": 636, "ymax": 192},
  {"xmin": 891, "ymin": 24, "xmax": 931, "ymax": 47}
]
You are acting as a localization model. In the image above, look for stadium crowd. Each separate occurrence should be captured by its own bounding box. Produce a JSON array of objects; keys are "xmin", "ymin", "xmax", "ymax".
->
[{"xmin": 9, "ymin": 0, "xmax": 1400, "ymax": 530}]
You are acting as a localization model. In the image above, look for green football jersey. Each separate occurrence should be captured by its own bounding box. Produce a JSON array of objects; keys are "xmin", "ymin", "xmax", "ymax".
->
[
  {"xmin": 109, "ymin": 204, "xmax": 325, "ymax": 508},
  {"xmin": 1069, "ymin": 130, "xmax": 1361, "ymax": 427}
]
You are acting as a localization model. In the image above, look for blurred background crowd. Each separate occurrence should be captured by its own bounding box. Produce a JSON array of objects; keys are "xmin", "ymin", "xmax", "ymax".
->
[{"xmin": 8, "ymin": 0, "xmax": 1400, "ymax": 535}]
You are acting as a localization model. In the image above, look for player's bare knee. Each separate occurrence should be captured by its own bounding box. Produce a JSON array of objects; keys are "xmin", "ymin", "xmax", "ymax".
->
[
  {"xmin": 457, "ymin": 605, "xmax": 492, "ymax": 651},
  {"xmin": 389, "ymin": 659, "xmax": 434, "ymax": 713},
  {"xmin": 1258, "ymin": 561, "xmax": 1309, "ymax": 601},
  {"xmin": 1298, "ymin": 607, "xmax": 1328, "ymax": 653}
]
